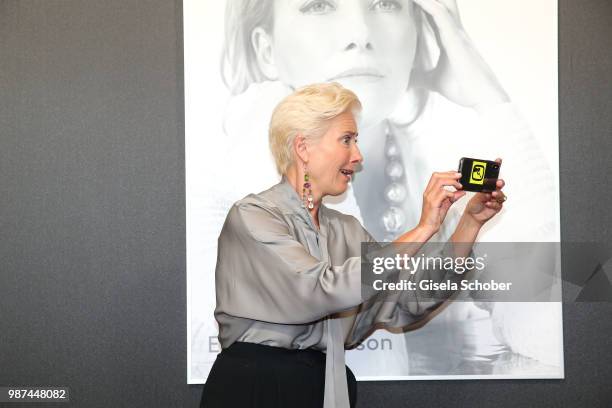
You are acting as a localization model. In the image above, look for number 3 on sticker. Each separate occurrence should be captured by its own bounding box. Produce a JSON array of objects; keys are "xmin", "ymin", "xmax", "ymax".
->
[{"xmin": 470, "ymin": 161, "xmax": 487, "ymax": 185}]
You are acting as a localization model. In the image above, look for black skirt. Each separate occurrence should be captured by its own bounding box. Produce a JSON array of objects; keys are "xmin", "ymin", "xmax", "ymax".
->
[{"xmin": 200, "ymin": 342, "xmax": 357, "ymax": 408}]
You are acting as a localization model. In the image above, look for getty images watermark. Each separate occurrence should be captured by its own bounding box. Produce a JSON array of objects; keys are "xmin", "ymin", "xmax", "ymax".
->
[
  {"xmin": 360, "ymin": 242, "xmax": 566, "ymax": 302},
  {"xmin": 370, "ymin": 251, "xmax": 513, "ymax": 293}
]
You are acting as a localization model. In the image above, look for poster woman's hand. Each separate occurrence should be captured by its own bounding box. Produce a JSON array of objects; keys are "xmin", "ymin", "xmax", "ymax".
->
[{"xmin": 412, "ymin": 0, "xmax": 510, "ymax": 109}]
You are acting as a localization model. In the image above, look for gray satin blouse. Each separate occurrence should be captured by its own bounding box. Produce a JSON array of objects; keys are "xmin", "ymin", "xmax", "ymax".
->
[{"xmin": 214, "ymin": 177, "xmax": 463, "ymax": 408}]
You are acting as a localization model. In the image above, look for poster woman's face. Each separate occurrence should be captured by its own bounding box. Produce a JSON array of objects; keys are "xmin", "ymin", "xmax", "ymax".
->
[{"xmin": 254, "ymin": 0, "xmax": 418, "ymax": 128}]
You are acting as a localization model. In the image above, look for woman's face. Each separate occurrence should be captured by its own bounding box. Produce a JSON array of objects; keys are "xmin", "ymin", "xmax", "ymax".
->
[
  {"xmin": 259, "ymin": 0, "xmax": 418, "ymax": 128},
  {"xmin": 306, "ymin": 110, "xmax": 363, "ymax": 197}
]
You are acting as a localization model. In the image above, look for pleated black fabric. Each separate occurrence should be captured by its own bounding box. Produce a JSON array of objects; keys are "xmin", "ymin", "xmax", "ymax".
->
[{"xmin": 200, "ymin": 342, "xmax": 357, "ymax": 408}]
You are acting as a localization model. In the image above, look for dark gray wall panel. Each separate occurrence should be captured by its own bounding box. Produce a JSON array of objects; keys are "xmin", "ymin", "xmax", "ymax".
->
[{"xmin": 1, "ymin": 0, "xmax": 611, "ymax": 407}]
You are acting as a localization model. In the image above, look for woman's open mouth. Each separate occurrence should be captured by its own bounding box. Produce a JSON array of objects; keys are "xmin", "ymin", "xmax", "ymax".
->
[{"xmin": 340, "ymin": 168, "xmax": 354, "ymax": 180}]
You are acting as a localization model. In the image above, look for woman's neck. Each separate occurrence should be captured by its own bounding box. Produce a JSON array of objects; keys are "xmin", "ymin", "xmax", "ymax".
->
[{"xmin": 285, "ymin": 169, "xmax": 321, "ymax": 229}]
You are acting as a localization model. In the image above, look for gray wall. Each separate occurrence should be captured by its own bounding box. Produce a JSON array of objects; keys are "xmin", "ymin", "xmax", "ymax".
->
[{"xmin": 1, "ymin": 1, "xmax": 611, "ymax": 407}]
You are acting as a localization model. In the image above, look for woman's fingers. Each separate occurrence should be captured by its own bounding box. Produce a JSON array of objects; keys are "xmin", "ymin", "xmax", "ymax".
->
[
  {"xmin": 491, "ymin": 171, "xmax": 506, "ymax": 202},
  {"xmin": 423, "ymin": 171, "xmax": 464, "ymax": 210},
  {"xmin": 432, "ymin": 189, "xmax": 454, "ymax": 204},
  {"xmin": 420, "ymin": 170, "xmax": 467, "ymax": 231},
  {"xmin": 413, "ymin": 1, "xmax": 510, "ymax": 107},
  {"xmin": 412, "ymin": 0, "xmax": 459, "ymax": 32},
  {"xmin": 424, "ymin": 171, "xmax": 462, "ymax": 193},
  {"xmin": 485, "ymin": 200, "xmax": 503, "ymax": 210},
  {"xmin": 435, "ymin": 0, "xmax": 461, "ymax": 23},
  {"xmin": 431, "ymin": 187, "xmax": 464, "ymax": 207},
  {"xmin": 449, "ymin": 190, "xmax": 466, "ymax": 203},
  {"xmin": 491, "ymin": 190, "xmax": 507, "ymax": 203}
]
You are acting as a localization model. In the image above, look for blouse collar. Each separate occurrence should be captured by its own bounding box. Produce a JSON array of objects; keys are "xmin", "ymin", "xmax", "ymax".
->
[
  {"xmin": 273, "ymin": 176, "xmax": 327, "ymax": 231},
  {"xmin": 273, "ymin": 176, "xmax": 305, "ymax": 213}
]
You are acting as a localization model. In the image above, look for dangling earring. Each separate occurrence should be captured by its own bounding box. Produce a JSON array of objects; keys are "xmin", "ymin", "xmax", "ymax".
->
[{"xmin": 302, "ymin": 164, "xmax": 314, "ymax": 209}]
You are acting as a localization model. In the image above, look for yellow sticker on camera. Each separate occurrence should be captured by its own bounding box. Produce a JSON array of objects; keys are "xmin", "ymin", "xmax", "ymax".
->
[{"xmin": 469, "ymin": 161, "xmax": 487, "ymax": 185}]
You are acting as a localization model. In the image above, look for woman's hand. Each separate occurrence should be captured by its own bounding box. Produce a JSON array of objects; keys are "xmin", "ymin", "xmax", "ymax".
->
[
  {"xmin": 412, "ymin": 0, "xmax": 510, "ymax": 108},
  {"xmin": 463, "ymin": 158, "xmax": 506, "ymax": 225},
  {"xmin": 418, "ymin": 171, "xmax": 466, "ymax": 234}
]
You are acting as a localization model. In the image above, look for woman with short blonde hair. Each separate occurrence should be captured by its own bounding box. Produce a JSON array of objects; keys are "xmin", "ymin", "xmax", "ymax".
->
[
  {"xmin": 268, "ymin": 82, "xmax": 362, "ymax": 175},
  {"xmin": 201, "ymin": 82, "xmax": 507, "ymax": 408}
]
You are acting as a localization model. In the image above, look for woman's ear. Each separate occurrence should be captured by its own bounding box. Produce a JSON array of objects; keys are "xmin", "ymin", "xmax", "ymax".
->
[
  {"xmin": 251, "ymin": 27, "xmax": 279, "ymax": 80},
  {"xmin": 294, "ymin": 134, "xmax": 309, "ymax": 164}
]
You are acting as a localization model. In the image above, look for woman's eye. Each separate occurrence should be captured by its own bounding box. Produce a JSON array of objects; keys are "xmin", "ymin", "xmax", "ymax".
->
[
  {"xmin": 342, "ymin": 136, "xmax": 352, "ymax": 145},
  {"xmin": 370, "ymin": 0, "xmax": 402, "ymax": 12},
  {"xmin": 300, "ymin": 0, "xmax": 336, "ymax": 14}
]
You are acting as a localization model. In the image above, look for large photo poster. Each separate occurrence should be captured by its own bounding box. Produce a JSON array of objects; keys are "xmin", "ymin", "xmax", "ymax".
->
[{"xmin": 185, "ymin": 0, "xmax": 562, "ymax": 382}]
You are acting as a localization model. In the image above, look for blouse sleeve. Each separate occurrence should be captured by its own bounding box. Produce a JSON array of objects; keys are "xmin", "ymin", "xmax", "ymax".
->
[
  {"xmin": 215, "ymin": 201, "xmax": 363, "ymax": 325},
  {"xmin": 344, "ymin": 225, "xmax": 471, "ymax": 348}
]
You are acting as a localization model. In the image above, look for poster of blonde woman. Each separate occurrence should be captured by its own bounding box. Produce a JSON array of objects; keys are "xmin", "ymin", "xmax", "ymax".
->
[{"xmin": 185, "ymin": 0, "xmax": 562, "ymax": 382}]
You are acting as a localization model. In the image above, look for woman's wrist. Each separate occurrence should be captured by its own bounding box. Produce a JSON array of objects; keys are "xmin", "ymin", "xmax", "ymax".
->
[
  {"xmin": 394, "ymin": 223, "xmax": 437, "ymax": 244},
  {"xmin": 414, "ymin": 223, "xmax": 438, "ymax": 242},
  {"xmin": 451, "ymin": 214, "xmax": 483, "ymax": 243}
]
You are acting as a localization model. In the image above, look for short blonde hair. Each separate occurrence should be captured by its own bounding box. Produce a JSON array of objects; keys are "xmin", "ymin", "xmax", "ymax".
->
[{"xmin": 269, "ymin": 83, "xmax": 362, "ymax": 175}]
